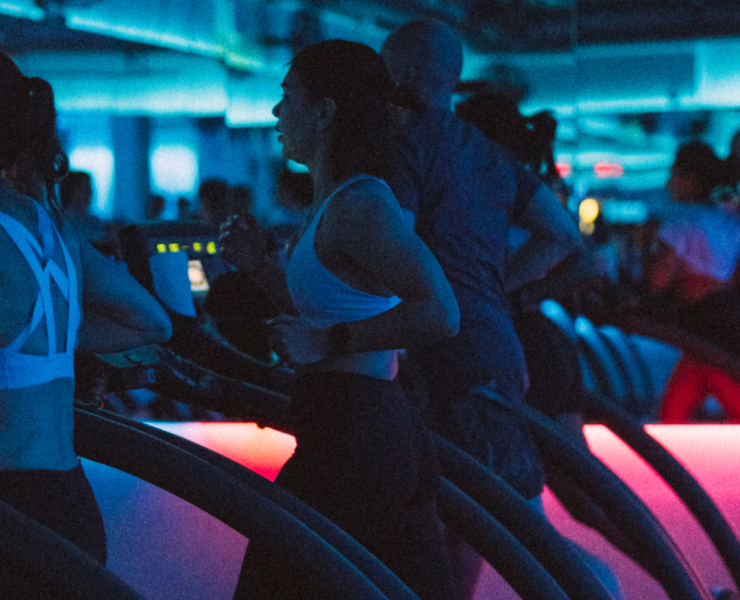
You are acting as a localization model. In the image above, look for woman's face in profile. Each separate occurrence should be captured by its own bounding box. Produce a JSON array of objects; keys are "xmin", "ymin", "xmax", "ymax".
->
[{"xmin": 273, "ymin": 70, "xmax": 318, "ymax": 167}]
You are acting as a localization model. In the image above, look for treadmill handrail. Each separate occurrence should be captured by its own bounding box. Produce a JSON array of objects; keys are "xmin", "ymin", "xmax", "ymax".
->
[
  {"xmin": 75, "ymin": 405, "xmax": 417, "ymax": 600},
  {"xmin": 76, "ymin": 406, "xmax": 597, "ymax": 600},
  {"xmin": 433, "ymin": 433, "xmax": 614, "ymax": 600},
  {"xmin": 601, "ymin": 314, "xmax": 740, "ymax": 383},
  {"xmin": 438, "ymin": 478, "xmax": 571, "ymax": 600},
  {"xmin": 521, "ymin": 403, "xmax": 713, "ymax": 600},
  {"xmin": 585, "ymin": 391, "xmax": 740, "ymax": 591},
  {"xmin": 0, "ymin": 497, "xmax": 145, "ymax": 600},
  {"xmin": 73, "ymin": 408, "xmax": 397, "ymax": 600}
]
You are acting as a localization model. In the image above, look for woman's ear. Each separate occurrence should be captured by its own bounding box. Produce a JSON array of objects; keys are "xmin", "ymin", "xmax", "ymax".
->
[{"xmin": 316, "ymin": 98, "xmax": 337, "ymax": 132}]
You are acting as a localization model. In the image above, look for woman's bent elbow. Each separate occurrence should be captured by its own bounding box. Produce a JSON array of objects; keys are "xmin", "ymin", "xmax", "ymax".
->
[
  {"xmin": 438, "ymin": 301, "xmax": 460, "ymax": 339},
  {"xmin": 444, "ymin": 314, "xmax": 460, "ymax": 338},
  {"xmin": 149, "ymin": 307, "xmax": 173, "ymax": 342},
  {"xmin": 156, "ymin": 315, "xmax": 173, "ymax": 342}
]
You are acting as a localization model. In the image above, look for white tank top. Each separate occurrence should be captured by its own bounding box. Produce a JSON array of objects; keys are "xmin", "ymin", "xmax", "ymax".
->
[{"xmin": 286, "ymin": 175, "xmax": 401, "ymax": 327}]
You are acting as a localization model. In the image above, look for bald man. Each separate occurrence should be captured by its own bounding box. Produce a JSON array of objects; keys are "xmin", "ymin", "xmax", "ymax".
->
[{"xmin": 383, "ymin": 19, "xmax": 583, "ymax": 599}]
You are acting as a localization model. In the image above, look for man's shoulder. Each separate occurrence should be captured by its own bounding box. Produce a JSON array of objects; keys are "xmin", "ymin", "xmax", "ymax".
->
[
  {"xmin": 398, "ymin": 107, "xmax": 510, "ymax": 162},
  {"xmin": 395, "ymin": 107, "xmax": 449, "ymax": 143},
  {"xmin": 401, "ymin": 106, "xmax": 480, "ymax": 136}
]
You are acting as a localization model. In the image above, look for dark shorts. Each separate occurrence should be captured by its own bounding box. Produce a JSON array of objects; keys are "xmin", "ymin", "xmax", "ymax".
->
[
  {"xmin": 428, "ymin": 380, "xmax": 546, "ymax": 500},
  {"xmin": 0, "ymin": 463, "xmax": 107, "ymax": 564},
  {"xmin": 235, "ymin": 371, "xmax": 455, "ymax": 600},
  {"xmin": 513, "ymin": 310, "xmax": 589, "ymax": 417}
]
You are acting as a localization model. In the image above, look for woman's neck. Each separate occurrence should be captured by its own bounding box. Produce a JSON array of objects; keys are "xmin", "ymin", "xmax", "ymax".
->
[
  {"xmin": 312, "ymin": 178, "xmax": 340, "ymax": 207},
  {"xmin": 308, "ymin": 146, "xmax": 337, "ymax": 205},
  {"xmin": 310, "ymin": 171, "xmax": 374, "ymax": 214}
]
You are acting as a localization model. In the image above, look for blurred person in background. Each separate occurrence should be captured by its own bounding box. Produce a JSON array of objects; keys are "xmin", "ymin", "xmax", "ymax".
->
[
  {"xmin": 456, "ymin": 90, "xmax": 561, "ymax": 190},
  {"xmin": 205, "ymin": 206, "xmax": 282, "ymax": 363},
  {"xmin": 145, "ymin": 193, "xmax": 165, "ymax": 222},
  {"xmin": 456, "ymin": 86, "xmax": 645, "ymax": 600},
  {"xmin": 645, "ymin": 140, "xmax": 740, "ymax": 422},
  {"xmin": 196, "ymin": 178, "xmax": 231, "ymax": 228},
  {"xmin": 205, "ymin": 184, "xmax": 283, "ymax": 361},
  {"xmin": 177, "ymin": 195, "xmax": 193, "ymax": 221},
  {"xmin": 229, "ymin": 184, "xmax": 253, "ymax": 215},
  {"xmin": 455, "ymin": 86, "xmax": 626, "ymax": 600},
  {"xmin": 59, "ymin": 170, "xmax": 117, "ymax": 255}
]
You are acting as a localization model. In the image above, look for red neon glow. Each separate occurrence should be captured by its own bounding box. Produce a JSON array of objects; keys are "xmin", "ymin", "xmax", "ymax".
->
[
  {"xmin": 555, "ymin": 162, "xmax": 572, "ymax": 178},
  {"xmin": 150, "ymin": 422, "xmax": 740, "ymax": 598},
  {"xmin": 151, "ymin": 422, "xmax": 295, "ymax": 482},
  {"xmin": 575, "ymin": 424, "xmax": 739, "ymax": 596},
  {"xmin": 593, "ymin": 161, "xmax": 624, "ymax": 178}
]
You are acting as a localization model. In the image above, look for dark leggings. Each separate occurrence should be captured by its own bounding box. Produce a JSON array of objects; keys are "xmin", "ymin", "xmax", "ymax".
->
[
  {"xmin": 0, "ymin": 463, "xmax": 107, "ymax": 564},
  {"xmin": 235, "ymin": 371, "xmax": 455, "ymax": 600}
]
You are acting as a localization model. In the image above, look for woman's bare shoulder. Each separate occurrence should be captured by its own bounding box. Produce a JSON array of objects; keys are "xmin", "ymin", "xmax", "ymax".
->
[
  {"xmin": 0, "ymin": 186, "xmax": 38, "ymax": 223},
  {"xmin": 331, "ymin": 177, "xmax": 401, "ymax": 219}
]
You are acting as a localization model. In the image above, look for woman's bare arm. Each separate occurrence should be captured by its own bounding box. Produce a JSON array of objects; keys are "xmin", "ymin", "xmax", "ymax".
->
[
  {"xmin": 270, "ymin": 181, "xmax": 458, "ymax": 367},
  {"xmin": 219, "ymin": 212, "xmax": 298, "ymax": 316},
  {"xmin": 323, "ymin": 183, "xmax": 459, "ymax": 353},
  {"xmin": 76, "ymin": 239, "xmax": 172, "ymax": 353}
]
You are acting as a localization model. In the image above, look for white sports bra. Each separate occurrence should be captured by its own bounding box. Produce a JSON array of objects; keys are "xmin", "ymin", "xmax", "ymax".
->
[
  {"xmin": 287, "ymin": 175, "xmax": 401, "ymax": 328},
  {"xmin": 0, "ymin": 205, "xmax": 79, "ymax": 389}
]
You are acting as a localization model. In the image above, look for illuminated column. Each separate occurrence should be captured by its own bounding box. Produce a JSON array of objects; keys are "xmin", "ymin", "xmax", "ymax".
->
[
  {"xmin": 58, "ymin": 113, "xmax": 115, "ymax": 220},
  {"xmin": 149, "ymin": 117, "xmax": 199, "ymax": 219},
  {"xmin": 229, "ymin": 127, "xmax": 276, "ymax": 220},
  {"xmin": 196, "ymin": 117, "xmax": 231, "ymax": 186},
  {"xmin": 196, "ymin": 118, "xmax": 281, "ymax": 222},
  {"xmin": 112, "ymin": 115, "xmax": 151, "ymax": 223}
]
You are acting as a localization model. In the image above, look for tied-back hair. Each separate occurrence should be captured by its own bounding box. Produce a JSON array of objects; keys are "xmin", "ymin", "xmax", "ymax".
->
[
  {"xmin": 289, "ymin": 40, "xmax": 396, "ymax": 183},
  {"xmin": 456, "ymin": 91, "xmax": 560, "ymax": 186},
  {"xmin": 0, "ymin": 52, "xmax": 69, "ymax": 211}
]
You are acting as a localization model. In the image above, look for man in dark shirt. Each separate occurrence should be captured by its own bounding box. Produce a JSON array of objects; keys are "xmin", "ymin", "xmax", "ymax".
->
[{"xmin": 382, "ymin": 18, "xmax": 583, "ymax": 599}]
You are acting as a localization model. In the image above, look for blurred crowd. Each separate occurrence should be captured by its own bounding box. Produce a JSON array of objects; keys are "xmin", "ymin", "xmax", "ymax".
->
[{"xmin": 61, "ymin": 59, "xmax": 740, "ymax": 434}]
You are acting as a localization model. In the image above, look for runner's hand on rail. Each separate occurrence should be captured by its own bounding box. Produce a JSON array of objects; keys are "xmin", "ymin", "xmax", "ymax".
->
[
  {"xmin": 268, "ymin": 314, "xmax": 330, "ymax": 368},
  {"xmin": 219, "ymin": 212, "xmax": 269, "ymax": 275}
]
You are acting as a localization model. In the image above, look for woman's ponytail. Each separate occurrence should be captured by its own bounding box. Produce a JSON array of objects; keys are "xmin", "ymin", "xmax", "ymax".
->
[{"xmin": 0, "ymin": 69, "xmax": 68, "ymax": 210}]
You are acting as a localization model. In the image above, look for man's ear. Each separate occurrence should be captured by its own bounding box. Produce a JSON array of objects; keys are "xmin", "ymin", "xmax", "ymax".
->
[{"xmin": 316, "ymin": 98, "xmax": 337, "ymax": 132}]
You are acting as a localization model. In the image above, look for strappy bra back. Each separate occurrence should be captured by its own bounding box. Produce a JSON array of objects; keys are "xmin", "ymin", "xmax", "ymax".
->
[
  {"xmin": 287, "ymin": 175, "xmax": 401, "ymax": 328},
  {"xmin": 0, "ymin": 205, "xmax": 79, "ymax": 389}
]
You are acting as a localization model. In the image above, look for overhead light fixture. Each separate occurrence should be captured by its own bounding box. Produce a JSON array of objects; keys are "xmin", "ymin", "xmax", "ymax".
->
[
  {"xmin": 593, "ymin": 162, "xmax": 624, "ymax": 178},
  {"xmin": 65, "ymin": 15, "xmax": 266, "ymax": 73},
  {"xmin": 0, "ymin": 1, "xmax": 44, "ymax": 20},
  {"xmin": 579, "ymin": 198, "xmax": 600, "ymax": 223}
]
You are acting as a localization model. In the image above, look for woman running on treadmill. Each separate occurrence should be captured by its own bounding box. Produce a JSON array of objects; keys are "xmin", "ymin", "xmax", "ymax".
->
[
  {"xmin": 222, "ymin": 40, "xmax": 460, "ymax": 600},
  {"xmin": 0, "ymin": 52, "xmax": 171, "ymax": 565}
]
